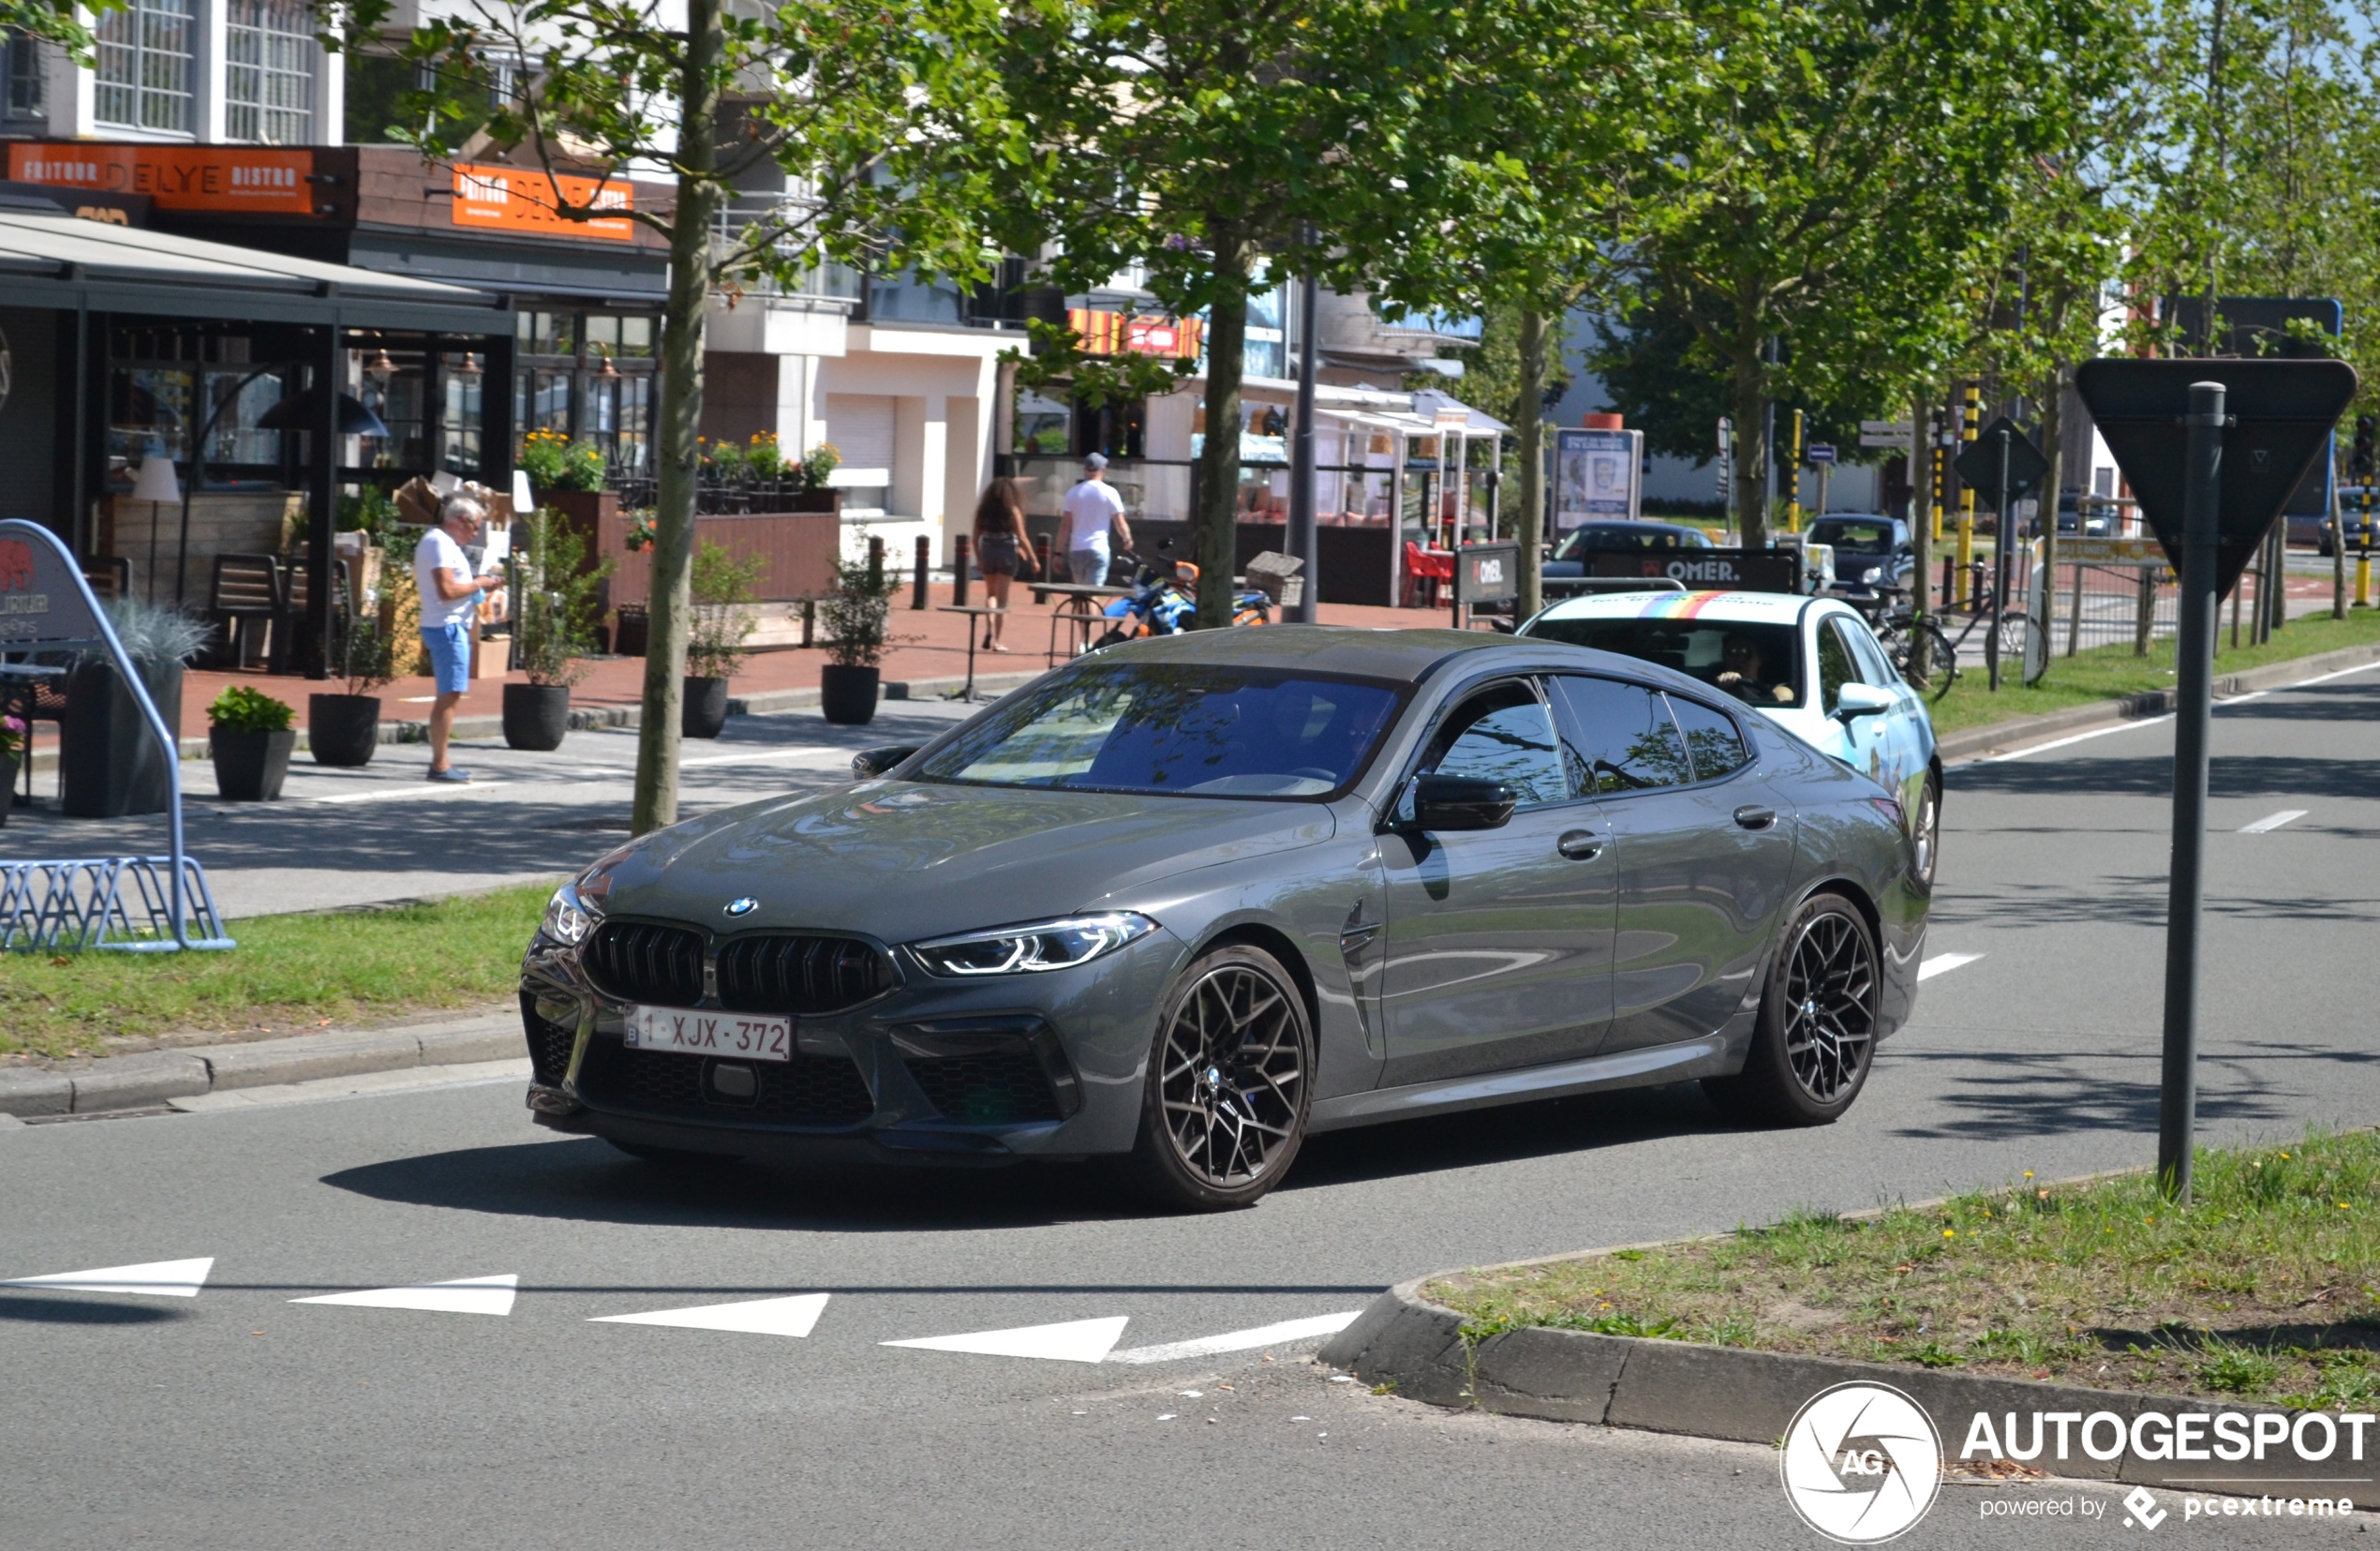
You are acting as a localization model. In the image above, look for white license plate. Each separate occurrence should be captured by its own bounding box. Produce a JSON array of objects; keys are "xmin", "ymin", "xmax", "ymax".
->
[{"xmin": 625, "ymin": 1006, "xmax": 793, "ymax": 1063}]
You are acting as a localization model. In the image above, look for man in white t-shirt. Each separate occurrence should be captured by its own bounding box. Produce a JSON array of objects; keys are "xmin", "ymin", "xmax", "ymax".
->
[
  {"xmin": 1057, "ymin": 453, "xmax": 1130, "ymax": 585},
  {"xmin": 413, "ymin": 495, "xmax": 504, "ymax": 783}
]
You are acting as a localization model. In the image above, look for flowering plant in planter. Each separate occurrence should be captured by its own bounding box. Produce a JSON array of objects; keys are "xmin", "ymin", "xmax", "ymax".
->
[
  {"xmin": 0, "ymin": 713, "xmax": 24, "ymax": 759},
  {"xmin": 745, "ymin": 431, "xmax": 785, "ymax": 481},
  {"xmin": 797, "ymin": 440, "xmax": 841, "ymax": 492},
  {"xmin": 521, "ymin": 430, "xmax": 606, "ymax": 492}
]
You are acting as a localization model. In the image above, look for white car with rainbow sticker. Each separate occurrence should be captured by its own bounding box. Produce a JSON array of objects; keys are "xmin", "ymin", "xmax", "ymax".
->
[{"xmin": 1520, "ymin": 589, "xmax": 1941, "ymax": 884}]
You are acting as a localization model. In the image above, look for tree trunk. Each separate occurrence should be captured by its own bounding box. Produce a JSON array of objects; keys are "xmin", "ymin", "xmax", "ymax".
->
[
  {"xmin": 1908, "ymin": 390, "xmax": 1932, "ymax": 680},
  {"xmin": 1194, "ymin": 239, "xmax": 1251, "ymax": 629},
  {"xmin": 1514, "ymin": 307, "xmax": 1547, "ymax": 620},
  {"xmin": 1731, "ymin": 332, "xmax": 1770, "ymax": 551},
  {"xmin": 631, "ymin": 0, "xmax": 724, "ymax": 836}
]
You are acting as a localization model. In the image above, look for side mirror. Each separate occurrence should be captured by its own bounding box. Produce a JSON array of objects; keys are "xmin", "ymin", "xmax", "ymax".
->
[
  {"xmin": 1834, "ymin": 683, "xmax": 1894, "ymax": 722},
  {"xmin": 1401, "ymin": 774, "xmax": 1517, "ymax": 832},
  {"xmin": 851, "ymin": 746, "xmax": 919, "ymax": 779}
]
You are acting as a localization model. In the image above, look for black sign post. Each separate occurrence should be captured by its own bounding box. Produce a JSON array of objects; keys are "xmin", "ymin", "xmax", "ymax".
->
[
  {"xmin": 1954, "ymin": 417, "xmax": 2047, "ymax": 690},
  {"xmin": 2076, "ymin": 357, "xmax": 2358, "ymax": 1201}
]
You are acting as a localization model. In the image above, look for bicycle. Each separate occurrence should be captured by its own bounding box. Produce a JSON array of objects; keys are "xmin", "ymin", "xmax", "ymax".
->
[{"xmin": 1870, "ymin": 566, "xmax": 2044, "ymax": 701}]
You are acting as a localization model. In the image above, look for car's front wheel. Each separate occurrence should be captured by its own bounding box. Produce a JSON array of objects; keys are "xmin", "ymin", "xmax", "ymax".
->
[
  {"xmin": 1703, "ymin": 892, "xmax": 1879, "ymax": 1127},
  {"xmin": 1911, "ymin": 770, "xmax": 1941, "ymax": 887},
  {"xmin": 1126, "ymin": 944, "xmax": 1313, "ymax": 1211}
]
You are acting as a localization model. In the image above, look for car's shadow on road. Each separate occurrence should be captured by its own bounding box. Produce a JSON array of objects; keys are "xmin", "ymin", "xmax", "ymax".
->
[{"xmin": 320, "ymin": 1083, "xmax": 1745, "ymax": 1231}]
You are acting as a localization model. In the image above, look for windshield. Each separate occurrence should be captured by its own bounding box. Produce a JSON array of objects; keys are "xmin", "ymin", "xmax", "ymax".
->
[
  {"xmin": 1812, "ymin": 521, "xmax": 1896, "ymax": 553},
  {"xmin": 913, "ymin": 664, "xmax": 1406, "ymax": 799},
  {"xmin": 1527, "ymin": 617, "xmax": 1806, "ymax": 708},
  {"xmin": 1553, "ymin": 525, "xmax": 1705, "ymax": 559}
]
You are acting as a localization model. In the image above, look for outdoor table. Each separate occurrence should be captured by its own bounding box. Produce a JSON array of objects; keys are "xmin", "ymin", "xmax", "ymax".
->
[
  {"xmin": 936, "ymin": 604, "xmax": 1011, "ymax": 701},
  {"xmin": 1028, "ymin": 583, "xmax": 1132, "ymax": 665}
]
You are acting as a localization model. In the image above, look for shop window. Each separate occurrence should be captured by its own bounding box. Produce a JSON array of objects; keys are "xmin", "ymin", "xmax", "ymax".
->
[
  {"xmin": 200, "ymin": 370, "xmax": 282, "ymax": 467},
  {"xmin": 226, "ymin": 0, "xmax": 314, "ymax": 144},
  {"xmin": 516, "ymin": 311, "xmax": 573, "ymax": 356},
  {"xmin": 110, "ymin": 365, "xmax": 192, "ymax": 468},
  {"xmin": 529, "ymin": 369, "xmax": 572, "ymax": 434},
  {"xmin": 96, "ymin": 0, "xmax": 193, "ymax": 132},
  {"xmin": 617, "ymin": 317, "xmax": 653, "ymax": 357},
  {"xmin": 583, "ymin": 315, "xmax": 619, "ymax": 352},
  {"xmin": 440, "ymin": 356, "xmax": 483, "ymax": 477}
]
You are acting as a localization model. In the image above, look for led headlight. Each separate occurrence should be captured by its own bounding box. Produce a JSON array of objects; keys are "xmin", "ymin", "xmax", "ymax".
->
[
  {"xmin": 542, "ymin": 881, "xmax": 600, "ymax": 946},
  {"xmin": 910, "ymin": 913, "xmax": 1157, "ymax": 977}
]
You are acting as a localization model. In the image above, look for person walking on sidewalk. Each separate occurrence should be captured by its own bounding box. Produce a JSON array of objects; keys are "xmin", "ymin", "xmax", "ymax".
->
[
  {"xmin": 414, "ymin": 495, "xmax": 504, "ymax": 783},
  {"xmin": 1057, "ymin": 453, "xmax": 1130, "ymax": 586},
  {"xmin": 971, "ymin": 476, "xmax": 1037, "ymax": 652}
]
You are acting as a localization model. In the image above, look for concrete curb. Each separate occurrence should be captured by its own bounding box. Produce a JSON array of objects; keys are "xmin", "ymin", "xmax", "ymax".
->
[
  {"xmin": 1319, "ymin": 1276, "xmax": 2380, "ymax": 1507},
  {"xmin": 0, "ymin": 1009, "xmax": 522, "ymax": 1117},
  {"xmin": 1933, "ymin": 639, "xmax": 2380, "ymax": 763}
]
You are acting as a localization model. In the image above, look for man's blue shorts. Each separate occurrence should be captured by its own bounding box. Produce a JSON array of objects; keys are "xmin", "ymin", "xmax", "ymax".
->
[{"xmin": 421, "ymin": 621, "xmax": 470, "ymax": 694}]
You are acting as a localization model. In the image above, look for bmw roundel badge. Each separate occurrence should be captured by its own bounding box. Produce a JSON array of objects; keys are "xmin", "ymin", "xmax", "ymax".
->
[{"xmin": 723, "ymin": 897, "xmax": 759, "ymax": 917}]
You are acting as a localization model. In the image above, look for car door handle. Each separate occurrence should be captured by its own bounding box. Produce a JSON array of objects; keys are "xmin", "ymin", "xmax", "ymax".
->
[
  {"xmin": 1556, "ymin": 830, "xmax": 1602, "ymax": 860},
  {"xmin": 1733, "ymin": 805, "xmax": 1778, "ymax": 830}
]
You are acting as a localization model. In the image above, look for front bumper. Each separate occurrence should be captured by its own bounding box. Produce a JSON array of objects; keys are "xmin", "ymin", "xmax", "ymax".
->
[{"xmin": 517, "ymin": 924, "xmax": 1183, "ymax": 1164}]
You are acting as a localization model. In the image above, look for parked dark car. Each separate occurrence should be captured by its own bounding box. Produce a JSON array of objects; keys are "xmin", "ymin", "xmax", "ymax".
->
[
  {"xmin": 1807, "ymin": 515, "xmax": 1915, "ymax": 598},
  {"xmin": 519, "ymin": 628, "xmax": 1928, "ymax": 1210},
  {"xmin": 1541, "ymin": 519, "xmax": 1715, "ymax": 577},
  {"xmin": 2054, "ymin": 489, "xmax": 2116, "ymax": 538}
]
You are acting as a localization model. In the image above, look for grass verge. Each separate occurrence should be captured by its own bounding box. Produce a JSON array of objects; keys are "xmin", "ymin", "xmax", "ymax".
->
[
  {"xmin": 1925, "ymin": 603, "xmax": 2380, "ymax": 736},
  {"xmin": 0, "ymin": 881, "xmax": 555, "ymax": 1063},
  {"xmin": 1428, "ymin": 1128, "xmax": 2380, "ymax": 1411}
]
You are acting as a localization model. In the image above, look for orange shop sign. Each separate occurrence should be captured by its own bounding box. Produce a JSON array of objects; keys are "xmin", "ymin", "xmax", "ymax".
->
[
  {"xmin": 8, "ymin": 143, "xmax": 316, "ymax": 214},
  {"xmin": 1068, "ymin": 307, "xmax": 1203, "ymax": 360},
  {"xmin": 451, "ymin": 164, "xmax": 634, "ymax": 242}
]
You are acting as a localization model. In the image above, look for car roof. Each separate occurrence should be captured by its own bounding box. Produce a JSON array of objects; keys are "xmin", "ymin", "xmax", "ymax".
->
[
  {"xmin": 1526, "ymin": 589, "xmax": 1819, "ymax": 627},
  {"xmin": 1091, "ymin": 622, "xmax": 1520, "ymax": 681}
]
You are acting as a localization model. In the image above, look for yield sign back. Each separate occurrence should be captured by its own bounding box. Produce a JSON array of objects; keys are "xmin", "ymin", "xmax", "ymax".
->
[{"xmin": 2075, "ymin": 358, "xmax": 2359, "ymax": 599}]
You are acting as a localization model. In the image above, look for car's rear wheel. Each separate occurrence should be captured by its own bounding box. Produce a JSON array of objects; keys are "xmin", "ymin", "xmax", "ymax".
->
[
  {"xmin": 1126, "ymin": 945, "xmax": 1312, "ymax": 1211},
  {"xmin": 1911, "ymin": 770, "xmax": 1941, "ymax": 887},
  {"xmin": 1703, "ymin": 892, "xmax": 1879, "ymax": 1127}
]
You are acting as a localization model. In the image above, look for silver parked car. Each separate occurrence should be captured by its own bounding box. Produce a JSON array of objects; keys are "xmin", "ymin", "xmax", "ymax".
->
[{"xmin": 519, "ymin": 628, "xmax": 1928, "ymax": 1210}]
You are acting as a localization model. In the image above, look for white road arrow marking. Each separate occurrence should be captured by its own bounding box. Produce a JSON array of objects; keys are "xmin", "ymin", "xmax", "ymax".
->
[
  {"xmin": 1107, "ymin": 1311, "xmax": 1365, "ymax": 1365},
  {"xmin": 882, "ymin": 1315, "xmax": 1129, "ymax": 1365},
  {"xmin": 589, "ymin": 1292, "xmax": 829, "ymax": 1338},
  {"xmin": 291, "ymin": 1274, "xmax": 518, "ymax": 1316},
  {"xmin": 1917, "ymin": 953, "xmax": 1985, "ymax": 982},
  {"xmin": 2240, "ymin": 809, "xmax": 2307, "ymax": 834},
  {"xmin": 2, "ymin": 1257, "xmax": 214, "ymax": 1298}
]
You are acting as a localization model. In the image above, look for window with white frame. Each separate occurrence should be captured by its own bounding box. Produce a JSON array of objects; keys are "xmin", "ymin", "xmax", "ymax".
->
[
  {"xmin": 95, "ymin": 0, "xmax": 194, "ymax": 133},
  {"xmin": 226, "ymin": 0, "xmax": 315, "ymax": 144}
]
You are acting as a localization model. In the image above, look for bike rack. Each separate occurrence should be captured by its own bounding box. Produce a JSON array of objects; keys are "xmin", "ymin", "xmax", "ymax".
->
[{"xmin": 0, "ymin": 857, "xmax": 231, "ymax": 952}]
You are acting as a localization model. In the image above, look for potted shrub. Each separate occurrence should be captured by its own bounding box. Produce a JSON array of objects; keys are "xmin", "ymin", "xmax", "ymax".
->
[
  {"xmin": 818, "ymin": 554, "xmax": 900, "ymax": 725},
  {"xmin": 794, "ymin": 440, "xmax": 842, "ymax": 514},
  {"xmin": 685, "ymin": 541, "xmax": 763, "ymax": 738},
  {"xmin": 63, "ymin": 598, "xmax": 210, "ymax": 818},
  {"xmin": 208, "ymin": 685, "xmax": 297, "ymax": 801},
  {"xmin": 309, "ymin": 604, "xmax": 394, "ymax": 767},
  {"xmin": 523, "ymin": 428, "xmax": 617, "ymax": 531},
  {"xmin": 505, "ymin": 506, "xmax": 613, "ymax": 751}
]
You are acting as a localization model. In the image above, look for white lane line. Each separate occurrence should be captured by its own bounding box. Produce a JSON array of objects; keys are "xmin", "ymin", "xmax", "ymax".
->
[
  {"xmin": 1917, "ymin": 952, "xmax": 1985, "ymax": 982},
  {"xmin": 2, "ymin": 1256, "xmax": 214, "ymax": 1298},
  {"xmin": 882, "ymin": 1315, "xmax": 1129, "ymax": 1364},
  {"xmin": 591, "ymin": 1292, "xmax": 829, "ymax": 1338},
  {"xmin": 2240, "ymin": 809, "xmax": 2308, "ymax": 834},
  {"xmin": 1107, "ymin": 1311, "xmax": 1365, "ymax": 1365},
  {"xmin": 1976, "ymin": 716, "xmax": 2173, "ymax": 763},
  {"xmin": 291, "ymin": 1273, "xmax": 518, "ymax": 1316}
]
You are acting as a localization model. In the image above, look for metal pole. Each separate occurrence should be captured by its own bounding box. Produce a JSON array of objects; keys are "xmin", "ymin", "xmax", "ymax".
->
[
  {"xmin": 1288, "ymin": 253, "xmax": 1319, "ymax": 625},
  {"xmin": 2159, "ymin": 379, "xmax": 2225, "ymax": 1204},
  {"xmin": 1988, "ymin": 427, "xmax": 2011, "ymax": 691}
]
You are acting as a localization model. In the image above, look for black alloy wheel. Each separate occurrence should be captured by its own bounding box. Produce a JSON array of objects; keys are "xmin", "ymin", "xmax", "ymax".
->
[
  {"xmin": 1703, "ymin": 893, "xmax": 1880, "ymax": 1127},
  {"xmin": 1128, "ymin": 945, "xmax": 1312, "ymax": 1210}
]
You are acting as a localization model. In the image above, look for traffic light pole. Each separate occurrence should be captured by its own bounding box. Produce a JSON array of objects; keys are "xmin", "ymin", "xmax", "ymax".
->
[{"xmin": 2158, "ymin": 380, "xmax": 2225, "ymax": 1204}]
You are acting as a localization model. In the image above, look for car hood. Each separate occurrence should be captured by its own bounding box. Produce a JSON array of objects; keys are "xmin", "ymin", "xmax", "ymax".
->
[{"xmin": 579, "ymin": 780, "xmax": 1338, "ymax": 943}]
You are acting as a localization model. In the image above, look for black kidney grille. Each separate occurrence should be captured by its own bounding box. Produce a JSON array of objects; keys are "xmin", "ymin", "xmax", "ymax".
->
[
  {"xmin": 715, "ymin": 933, "xmax": 892, "ymax": 1016},
  {"xmin": 903, "ymin": 1050, "xmax": 1063, "ymax": 1126},
  {"xmin": 520, "ymin": 996, "xmax": 577, "ymax": 1085},
  {"xmin": 575, "ymin": 1037, "xmax": 877, "ymax": 1127},
  {"xmin": 584, "ymin": 921, "xmax": 705, "ymax": 1007}
]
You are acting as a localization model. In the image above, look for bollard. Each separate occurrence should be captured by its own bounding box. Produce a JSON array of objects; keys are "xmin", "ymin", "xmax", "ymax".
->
[
  {"xmin": 867, "ymin": 535, "xmax": 884, "ymax": 595},
  {"xmin": 952, "ymin": 533, "xmax": 971, "ymax": 607},
  {"xmin": 1955, "ymin": 513, "xmax": 1974, "ymax": 605},
  {"xmin": 1034, "ymin": 535, "xmax": 1052, "ymax": 584},
  {"xmin": 913, "ymin": 535, "xmax": 930, "ymax": 609},
  {"xmin": 802, "ymin": 597, "xmax": 814, "ymax": 649}
]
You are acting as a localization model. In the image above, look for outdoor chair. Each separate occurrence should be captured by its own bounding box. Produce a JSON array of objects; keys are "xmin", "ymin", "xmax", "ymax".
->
[
  {"xmin": 271, "ymin": 558, "xmax": 349, "ymax": 675},
  {"xmin": 210, "ymin": 554, "xmax": 282, "ymax": 670},
  {"xmin": 1401, "ymin": 540, "xmax": 1453, "ymax": 608},
  {"xmin": 82, "ymin": 557, "xmax": 131, "ymax": 603}
]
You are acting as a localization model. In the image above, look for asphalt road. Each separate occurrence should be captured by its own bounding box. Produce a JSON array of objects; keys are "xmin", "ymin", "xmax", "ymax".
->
[{"xmin": 5, "ymin": 662, "xmax": 2378, "ymax": 1548}]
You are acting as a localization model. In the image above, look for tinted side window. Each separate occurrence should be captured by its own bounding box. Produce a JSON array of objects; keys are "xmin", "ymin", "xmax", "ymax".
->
[
  {"xmin": 1666, "ymin": 694, "xmax": 1751, "ymax": 782},
  {"xmin": 1422, "ymin": 681, "xmax": 1569, "ymax": 808},
  {"xmin": 1549, "ymin": 676, "xmax": 1693, "ymax": 793},
  {"xmin": 1816, "ymin": 619, "xmax": 1857, "ymax": 712},
  {"xmin": 1842, "ymin": 616, "xmax": 1898, "ymax": 687}
]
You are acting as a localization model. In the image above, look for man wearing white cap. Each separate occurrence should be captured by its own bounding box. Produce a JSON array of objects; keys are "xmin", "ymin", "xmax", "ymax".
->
[{"xmin": 1057, "ymin": 452, "xmax": 1130, "ymax": 586}]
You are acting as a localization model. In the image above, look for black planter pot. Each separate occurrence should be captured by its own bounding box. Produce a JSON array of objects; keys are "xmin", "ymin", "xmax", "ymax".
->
[
  {"xmin": 613, "ymin": 604, "xmax": 649, "ymax": 658},
  {"xmin": 307, "ymin": 693, "xmax": 381, "ymax": 768},
  {"xmin": 682, "ymin": 676, "xmax": 731, "ymax": 738},
  {"xmin": 0, "ymin": 750, "xmax": 15, "ymax": 825},
  {"xmin": 819, "ymin": 664, "xmax": 880, "ymax": 725},
  {"xmin": 211, "ymin": 726, "xmax": 297, "ymax": 801},
  {"xmin": 503, "ymin": 682, "xmax": 572, "ymax": 751},
  {"xmin": 62, "ymin": 658, "xmax": 184, "ymax": 817}
]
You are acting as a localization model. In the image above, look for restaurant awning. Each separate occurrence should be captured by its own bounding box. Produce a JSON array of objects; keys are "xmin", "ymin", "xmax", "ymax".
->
[{"xmin": 0, "ymin": 210, "xmax": 504, "ymax": 333}]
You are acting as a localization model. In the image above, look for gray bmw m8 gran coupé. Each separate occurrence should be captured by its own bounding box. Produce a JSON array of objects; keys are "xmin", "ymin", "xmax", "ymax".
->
[{"xmin": 519, "ymin": 627, "xmax": 1927, "ymax": 1209}]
